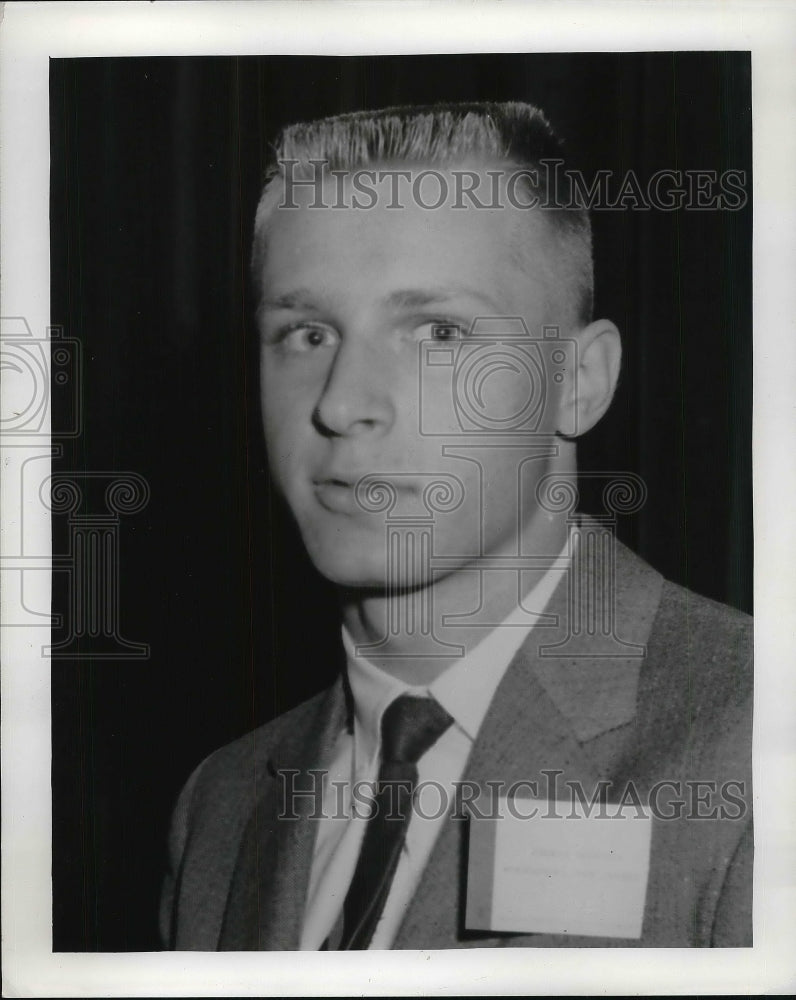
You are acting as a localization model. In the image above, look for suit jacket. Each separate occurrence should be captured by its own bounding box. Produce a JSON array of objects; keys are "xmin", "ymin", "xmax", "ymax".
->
[{"xmin": 160, "ymin": 537, "xmax": 753, "ymax": 949}]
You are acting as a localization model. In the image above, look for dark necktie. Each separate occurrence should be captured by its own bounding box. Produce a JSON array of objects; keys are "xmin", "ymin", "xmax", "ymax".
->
[{"xmin": 325, "ymin": 693, "xmax": 454, "ymax": 950}]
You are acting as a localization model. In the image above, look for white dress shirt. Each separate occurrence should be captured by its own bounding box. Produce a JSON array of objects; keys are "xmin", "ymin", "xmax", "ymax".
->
[{"xmin": 299, "ymin": 543, "xmax": 570, "ymax": 950}]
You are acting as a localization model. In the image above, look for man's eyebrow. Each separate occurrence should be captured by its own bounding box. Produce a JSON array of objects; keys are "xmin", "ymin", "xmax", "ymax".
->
[
  {"xmin": 259, "ymin": 286, "xmax": 504, "ymax": 313},
  {"xmin": 382, "ymin": 287, "xmax": 502, "ymax": 312},
  {"xmin": 259, "ymin": 289, "xmax": 321, "ymax": 311}
]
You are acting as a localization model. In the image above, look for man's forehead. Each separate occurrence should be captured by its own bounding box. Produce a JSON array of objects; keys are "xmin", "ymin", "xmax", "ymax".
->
[
  {"xmin": 258, "ymin": 160, "xmax": 561, "ymax": 320},
  {"xmin": 264, "ymin": 162, "xmax": 554, "ymax": 257}
]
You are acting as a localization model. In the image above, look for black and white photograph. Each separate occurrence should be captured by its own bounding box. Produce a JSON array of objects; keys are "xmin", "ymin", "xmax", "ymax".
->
[{"xmin": 2, "ymin": 2, "xmax": 795, "ymax": 996}]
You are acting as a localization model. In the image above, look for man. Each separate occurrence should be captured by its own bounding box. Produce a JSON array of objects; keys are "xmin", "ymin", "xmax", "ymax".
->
[{"xmin": 160, "ymin": 102, "xmax": 752, "ymax": 949}]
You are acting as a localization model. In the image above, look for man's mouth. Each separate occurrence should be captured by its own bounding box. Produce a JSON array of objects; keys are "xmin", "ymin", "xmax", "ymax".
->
[
  {"xmin": 312, "ymin": 472, "xmax": 417, "ymax": 515},
  {"xmin": 312, "ymin": 475, "xmax": 365, "ymax": 515}
]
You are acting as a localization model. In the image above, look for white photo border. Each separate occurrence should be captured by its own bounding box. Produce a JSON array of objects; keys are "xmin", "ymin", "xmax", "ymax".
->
[{"xmin": 1, "ymin": 0, "xmax": 794, "ymax": 995}]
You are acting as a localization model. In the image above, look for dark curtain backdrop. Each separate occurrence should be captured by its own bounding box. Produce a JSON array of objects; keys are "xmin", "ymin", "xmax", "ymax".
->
[{"xmin": 49, "ymin": 53, "xmax": 752, "ymax": 951}]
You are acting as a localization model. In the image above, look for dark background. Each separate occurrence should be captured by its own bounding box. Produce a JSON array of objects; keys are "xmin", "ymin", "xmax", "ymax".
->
[{"xmin": 50, "ymin": 53, "xmax": 752, "ymax": 951}]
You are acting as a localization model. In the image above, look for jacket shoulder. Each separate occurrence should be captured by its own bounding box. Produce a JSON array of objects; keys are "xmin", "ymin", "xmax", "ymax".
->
[
  {"xmin": 652, "ymin": 579, "xmax": 752, "ymax": 701},
  {"xmin": 637, "ymin": 579, "xmax": 753, "ymax": 776},
  {"xmin": 189, "ymin": 687, "xmax": 332, "ymax": 807},
  {"xmin": 159, "ymin": 686, "xmax": 338, "ymax": 948}
]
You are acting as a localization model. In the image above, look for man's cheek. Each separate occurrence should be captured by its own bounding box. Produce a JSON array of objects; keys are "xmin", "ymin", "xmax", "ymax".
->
[{"xmin": 262, "ymin": 404, "xmax": 297, "ymax": 452}]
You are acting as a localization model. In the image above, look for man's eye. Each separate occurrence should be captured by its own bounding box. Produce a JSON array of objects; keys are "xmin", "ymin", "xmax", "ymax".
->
[
  {"xmin": 280, "ymin": 324, "xmax": 339, "ymax": 352},
  {"xmin": 416, "ymin": 321, "xmax": 463, "ymax": 342}
]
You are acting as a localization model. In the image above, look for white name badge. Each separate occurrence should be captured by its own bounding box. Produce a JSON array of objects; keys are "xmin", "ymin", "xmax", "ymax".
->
[{"xmin": 465, "ymin": 795, "xmax": 653, "ymax": 939}]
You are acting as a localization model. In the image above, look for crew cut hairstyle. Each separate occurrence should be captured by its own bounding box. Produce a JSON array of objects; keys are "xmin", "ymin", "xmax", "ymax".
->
[{"xmin": 251, "ymin": 101, "xmax": 594, "ymax": 328}]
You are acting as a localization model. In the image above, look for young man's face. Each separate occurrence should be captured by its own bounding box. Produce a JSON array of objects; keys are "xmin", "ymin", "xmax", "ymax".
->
[{"xmin": 257, "ymin": 167, "xmax": 573, "ymax": 588}]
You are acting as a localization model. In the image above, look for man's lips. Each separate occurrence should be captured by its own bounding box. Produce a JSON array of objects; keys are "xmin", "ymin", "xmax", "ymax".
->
[
  {"xmin": 313, "ymin": 478, "xmax": 362, "ymax": 514},
  {"xmin": 312, "ymin": 473, "xmax": 418, "ymax": 515}
]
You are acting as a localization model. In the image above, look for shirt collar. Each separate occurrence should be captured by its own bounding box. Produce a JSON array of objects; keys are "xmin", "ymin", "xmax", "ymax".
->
[{"xmin": 342, "ymin": 628, "xmax": 408, "ymax": 768}]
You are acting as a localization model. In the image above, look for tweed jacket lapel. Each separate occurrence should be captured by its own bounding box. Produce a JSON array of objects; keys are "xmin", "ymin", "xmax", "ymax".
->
[
  {"xmin": 394, "ymin": 533, "xmax": 663, "ymax": 948},
  {"xmin": 218, "ymin": 677, "xmax": 349, "ymax": 950}
]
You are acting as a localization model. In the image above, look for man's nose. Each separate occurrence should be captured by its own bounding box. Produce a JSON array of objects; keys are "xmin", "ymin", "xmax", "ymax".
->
[{"xmin": 312, "ymin": 338, "xmax": 395, "ymax": 437}]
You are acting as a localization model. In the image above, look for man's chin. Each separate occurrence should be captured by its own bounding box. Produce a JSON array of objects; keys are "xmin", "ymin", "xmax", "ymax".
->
[
  {"xmin": 307, "ymin": 550, "xmax": 439, "ymax": 593},
  {"xmin": 302, "ymin": 532, "xmax": 476, "ymax": 591},
  {"xmin": 307, "ymin": 550, "xmax": 388, "ymax": 591}
]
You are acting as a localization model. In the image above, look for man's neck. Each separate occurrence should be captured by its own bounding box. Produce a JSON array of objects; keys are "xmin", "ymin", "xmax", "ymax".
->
[{"xmin": 339, "ymin": 511, "xmax": 569, "ymax": 686}]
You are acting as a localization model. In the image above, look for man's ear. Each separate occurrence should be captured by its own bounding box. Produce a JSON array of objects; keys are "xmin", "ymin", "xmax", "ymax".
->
[{"xmin": 556, "ymin": 319, "xmax": 622, "ymax": 437}]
